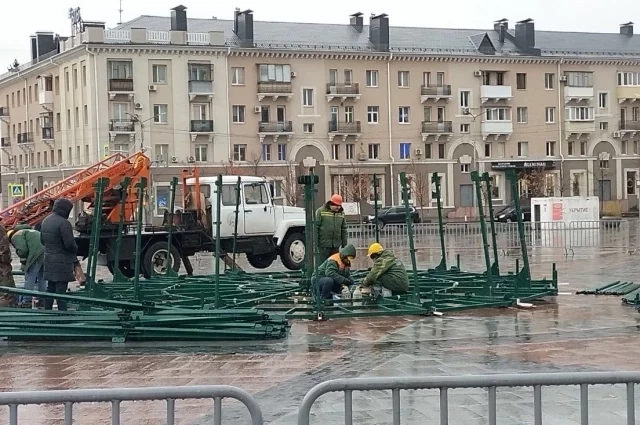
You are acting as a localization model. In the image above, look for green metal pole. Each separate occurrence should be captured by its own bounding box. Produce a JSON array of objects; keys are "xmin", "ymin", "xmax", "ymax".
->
[
  {"xmin": 433, "ymin": 173, "xmax": 447, "ymax": 271},
  {"xmin": 231, "ymin": 176, "xmax": 241, "ymax": 273},
  {"xmin": 87, "ymin": 177, "xmax": 108, "ymax": 298},
  {"xmin": 214, "ymin": 174, "xmax": 223, "ymax": 308},
  {"xmin": 507, "ymin": 170, "xmax": 531, "ymax": 285},
  {"xmin": 372, "ymin": 173, "xmax": 380, "ymax": 243},
  {"xmin": 112, "ymin": 177, "xmax": 131, "ymax": 283},
  {"xmin": 400, "ymin": 172, "xmax": 420, "ymax": 299},
  {"xmin": 132, "ymin": 177, "xmax": 147, "ymax": 302},
  {"xmin": 164, "ymin": 177, "xmax": 178, "ymax": 278},
  {"xmin": 471, "ymin": 171, "xmax": 493, "ymax": 292},
  {"xmin": 310, "ymin": 169, "xmax": 320, "ymax": 273},
  {"xmin": 482, "ymin": 172, "xmax": 500, "ymax": 276}
]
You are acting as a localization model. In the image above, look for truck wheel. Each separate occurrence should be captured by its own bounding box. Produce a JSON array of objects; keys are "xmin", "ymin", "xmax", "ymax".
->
[
  {"xmin": 143, "ymin": 242, "xmax": 181, "ymax": 278},
  {"xmin": 246, "ymin": 252, "xmax": 277, "ymax": 269},
  {"xmin": 107, "ymin": 260, "xmax": 136, "ymax": 278},
  {"xmin": 280, "ymin": 232, "xmax": 305, "ymax": 271}
]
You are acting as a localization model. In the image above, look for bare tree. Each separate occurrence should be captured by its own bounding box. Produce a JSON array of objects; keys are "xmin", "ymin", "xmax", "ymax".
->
[
  {"xmin": 518, "ymin": 168, "xmax": 547, "ymax": 199},
  {"xmin": 273, "ymin": 160, "xmax": 302, "ymax": 206},
  {"xmin": 403, "ymin": 159, "xmax": 430, "ymax": 218},
  {"xmin": 245, "ymin": 150, "xmax": 264, "ymax": 177},
  {"xmin": 221, "ymin": 158, "xmax": 242, "ymax": 176}
]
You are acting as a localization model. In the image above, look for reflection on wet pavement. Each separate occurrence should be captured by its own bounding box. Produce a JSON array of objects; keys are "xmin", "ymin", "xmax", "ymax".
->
[{"xmin": 4, "ymin": 248, "xmax": 640, "ymax": 424}]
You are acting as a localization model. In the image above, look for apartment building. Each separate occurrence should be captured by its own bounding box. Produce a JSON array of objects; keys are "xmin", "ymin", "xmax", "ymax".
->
[{"xmin": 2, "ymin": 6, "xmax": 640, "ymax": 216}]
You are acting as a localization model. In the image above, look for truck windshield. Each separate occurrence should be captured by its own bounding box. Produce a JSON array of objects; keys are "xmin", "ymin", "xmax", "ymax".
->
[{"xmin": 187, "ymin": 185, "xmax": 211, "ymax": 197}]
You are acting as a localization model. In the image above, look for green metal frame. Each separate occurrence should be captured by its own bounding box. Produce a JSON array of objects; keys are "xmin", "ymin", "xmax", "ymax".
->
[
  {"xmin": 432, "ymin": 173, "xmax": 447, "ymax": 271},
  {"xmin": 163, "ymin": 177, "xmax": 179, "ymax": 278},
  {"xmin": 112, "ymin": 177, "xmax": 131, "ymax": 283}
]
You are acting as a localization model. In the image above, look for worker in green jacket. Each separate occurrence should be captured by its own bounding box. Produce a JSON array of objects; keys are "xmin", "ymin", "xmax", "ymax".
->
[
  {"xmin": 0, "ymin": 224, "xmax": 17, "ymax": 307},
  {"xmin": 312, "ymin": 244, "xmax": 356, "ymax": 299},
  {"xmin": 314, "ymin": 194, "xmax": 348, "ymax": 261},
  {"xmin": 360, "ymin": 243, "xmax": 409, "ymax": 294},
  {"xmin": 8, "ymin": 224, "xmax": 45, "ymax": 307}
]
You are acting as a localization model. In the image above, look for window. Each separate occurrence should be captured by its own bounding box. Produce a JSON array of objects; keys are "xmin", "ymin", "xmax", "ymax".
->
[
  {"xmin": 66, "ymin": 109, "xmax": 71, "ymax": 129},
  {"xmin": 54, "ymin": 76, "xmax": 60, "ymax": 94},
  {"xmin": 74, "ymin": 107, "xmax": 79, "ymax": 127},
  {"xmin": 155, "ymin": 144, "xmax": 169, "ymax": 162},
  {"xmin": 600, "ymin": 122, "xmax": 608, "ymax": 131},
  {"xmin": 517, "ymin": 141, "xmax": 529, "ymax": 157},
  {"xmin": 345, "ymin": 144, "xmax": 354, "ymax": 160},
  {"xmin": 303, "ymin": 123, "xmax": 314, "ymax": 133},
  {"xmin": 516, "ymin": 107, "xmax": 528, "ymax": 123},
  {"xmin": 460, "ymin": 163, "xmax": 470, "ymax": 173},
  {"xmin": 302, "ymin": 89, "xmax": 313, "ymax": 107},
  {"xmin": 627, "ymin": 171, "xmax": 637, "ymax": 195},
  {"xmin": 634, "ymin": 107, "xmax": 640, "ymax": 121},
  {"xmin": 277, "ymin": 144, "xmax": 287, "ymax": 161},
  {"xmin": 83, "ymin": 105, "xmax": 88, "ymax": 125},
  {"xmin": 485, "ymin": 108, "xmax": 511, "ymax": 121},
  {"xmin": 189, "ymin": 64, "xmax": 213, "ymax": 81},
  {"xmin": 232, "ymin": 105, "xmax": 245, "ymax": 123},
  {"xmin": 568, "ymin": 141, "xmax": 574, "ymax": 156},
  {"xmin": 617, "ymin": 72, "xmax": 640, "ymax": 86},
  {"xmin": 398, "ymin": 107, "xmax": 410, "ymax": 124},
  {"xmin": 565, "ymin": 72, "xmax": 593, "ymax": 87},
  {"xmin": 546, "ymin": 141, "xmax": 556, "ymax": 156},
  {"xmin": 258, "ymin": 64, "xmax": 291, "ymax": 83},
  {"xmin": 460, "ymin": 123, "xmax": 470, "ymax": 133},
  {"xmin": 545, "ymin": 107, "xmax": 556, "ymax": 123},
  {"xmin": 344, "ymin": 69, "xmax": 353, "ymax": 86},
  {"xmin": 438, "ymin": 143, "xmax": 445, "ymax": 159},
  {"xmin": 331, "ymin": 144, "xmax": 339, "ymax": 160},
  {"xmin": 598, "ymin": 92, "xmax": 608, "ymax": 109},
  {"xmin": 566, "ymin": 107, "xmax": 594, "ymax": 121},
  {"xmin": 484, "ymin": 143, "xmax": 491, "ymax": 157},
  {"xmin": 56, "ymin": 113, "xmax": 61, "ymax": 130},
  {"xmin": 233, "ymin": 144, "xmax": 246, "ymax": 161},
  {"xmin": 152, "ymin": 65, "xmax": 167, "ymax": 84},
  {"xmin": 344, "ymin": 106, "xmax": 354, "ymax": 123},
  {"xmin": 398, "ymin": 71, "xmax": 409, "ymax": 87},
  {"xmin": 195, "ymin": 144, "xmax": 208, "ymax": 162},
  {"xmin": 368, "ymin": 143, "xmax": 380, "ymax": 159},
  {"xmin": 65, "ymin": 69, "xmax": 69, "ymax": 91},
  {"xmin": 155, "ymin": 185, "xmax": 171, "ymax": 216},
  {"xmin": 544, "ymin": 73, "xmax": 555, "ymax": 89},
  {"xmin": 459, "ymin": 90, "xmax": 470, "ymax": 109},
  {"xmin": 82, "ymin": 64, "xmax": 87, "ymax": 86},
  {"xmin": 424, "ymin": 143, "xmax": 432, "ymax": 159},
  {"xmin": 231, "ymin": 67, "xmax": 245, "ymax": 85},
  {"xmin": 262, "ymin": 144, "xmax": 271, "ymax": 161},
  {"xmin": 28, "ymin": 86, "xmax": 32, "ymax": 103},
  {"xmin": 366, "ymin": 70, "xmax": 378, "ymax": 87},
  {"xmin": 580, "ymin": 141, "xmax": 587, "ymax": 156},
  {"xmin": 400, "ymin": 142, "xmax": 411, "ymax": 160},
  {"xmin": 622, "ymin": 140, "xmax": 628, "ymax": 155},
  {"xmin": 516, "ymin": 73, "xmax": 527, "ymax": 89},
  {"xmin": 73, "ymin": 66, "xmax": 78, "ymax": 89},
  {"xmin": 367, "ymin": 106, "xmax": 379, "ymax": 123},
  {"xmin": 153, "ymin": 104, "xmax": 168, "ymax": 123}
]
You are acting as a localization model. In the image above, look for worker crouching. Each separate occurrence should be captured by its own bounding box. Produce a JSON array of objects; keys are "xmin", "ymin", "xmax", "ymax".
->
[
  {"xmin": 360, "ymin": 243, "xmax": 409, "ymax": 296},
  {"xmin": 312, "ymin": 244, "xmax": 356, "ymax": 299}
]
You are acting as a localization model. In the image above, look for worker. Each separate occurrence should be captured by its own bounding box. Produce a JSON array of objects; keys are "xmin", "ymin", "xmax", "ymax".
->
[
  {"xmin": 360, "ymin": 243, "xmax": 410, "ymax": 295},
  {"xmin": 7, "ymin": 224, "xmax": 45, "ymax": 307},
  {"xmin": 0, "ymin": 224, "xmax": 17, "ymax": 307},
  {"xmin": 314, "ymin": 194, "xmax": 348, "ymax": 261},
  {"xmin": 312, "ymin": 244, "xmax": 356, "ymax": 299},
  {"xmin": 41, "ymin": 199, "xmax": 80, "ymax": 311}
]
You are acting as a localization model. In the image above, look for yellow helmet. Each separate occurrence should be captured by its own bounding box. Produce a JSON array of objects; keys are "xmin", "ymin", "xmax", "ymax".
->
[
  {"xmin": 6, "ymin": 229, "xmax": 16, "ymax": 240},
  {"xmin": 367, "ymin": 242, "xmax": 384, "ymax": 257}
]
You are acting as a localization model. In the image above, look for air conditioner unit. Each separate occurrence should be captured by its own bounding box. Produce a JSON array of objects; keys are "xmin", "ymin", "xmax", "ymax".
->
[
  {"xmin": 148, "ymin": 85, "xmax": 157, "ymax": 91},
  {"xmin": 358, "ymin": 153, "xmax": 367, "ymax": 161},
  {"xmin": 559, "ymin": 75, "xmax": 567, "ymax": 82},
  {"xmin": 473, "ymin": 70, "xmax": 483, "ymax": 77},
  {"xmin": 414, "ymin": 148, "xmax": 423, "ymax": 155},
  {"xmin": 462, "ymin": 107, "xmax": 471, "ymax": 115},
  {"xmin": 134, "ymin": 102, "xmax": 143, "ymax": 110},
  {"xmin": 253, "ymin": 106, "xmax": 261, "ymax": 113},
  {"xmin": 290, "ymin": 71, "xmax": 297, "ymax": 78},
  {"xmin": 613, "ymin": 131, "xmax": 622, "ymax": 138},
  {"xmin": 187, "ymin": 156, "xmax": 195, "ymax": 163},
  {"xmin": 171, "ymin": 156, "xmax": 178, "ymax": 163}
]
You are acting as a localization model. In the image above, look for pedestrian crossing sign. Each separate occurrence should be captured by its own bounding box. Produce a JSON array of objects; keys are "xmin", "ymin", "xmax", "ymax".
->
[{"xmin": 8, "ymin": 184, "xmax": 23, "ymax": 198}]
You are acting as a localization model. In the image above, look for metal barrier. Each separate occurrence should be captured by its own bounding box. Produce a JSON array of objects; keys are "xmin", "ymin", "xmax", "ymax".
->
[
  {"xmin": 0, "ymin": 385, "xmax": 264, "ymax": 425},
  {"xmin": 297, "ymin": 371, "xmax": 640, "ymax": 425}
]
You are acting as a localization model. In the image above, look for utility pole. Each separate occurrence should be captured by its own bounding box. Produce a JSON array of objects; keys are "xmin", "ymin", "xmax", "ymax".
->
[{"xmin": 118, "ymin": 0, "xmax": 123, "ymax": 25}]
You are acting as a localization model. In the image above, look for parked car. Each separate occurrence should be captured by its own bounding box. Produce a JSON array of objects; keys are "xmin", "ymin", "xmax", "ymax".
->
[
  {"xmin": 365, "ymin": 206, "xmax": 421, "ymax": 228},
  {"xmin": 493, "ymin": 205, "xmax": 531, "ymax": 223}
]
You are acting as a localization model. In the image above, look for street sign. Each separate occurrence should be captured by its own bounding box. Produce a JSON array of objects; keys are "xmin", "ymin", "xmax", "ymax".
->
[{"xmin": 8, "ymin": 184, "xmax": 24, "ymax": 198}]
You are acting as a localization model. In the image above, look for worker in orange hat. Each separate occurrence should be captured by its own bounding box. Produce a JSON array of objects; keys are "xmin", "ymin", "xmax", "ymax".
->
[{"xmin": 314, "ymin": 194, "xmax": 348, "ymax": 261}]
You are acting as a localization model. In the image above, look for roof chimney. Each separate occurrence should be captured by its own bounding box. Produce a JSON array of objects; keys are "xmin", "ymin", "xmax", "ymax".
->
[
  {"xmin": 170, "ymin": 5, "xmax": 187, "ymax": 32},
  {"xmin": 234, "ymin": 9, "xmax": 254, "ymax": 47},
  {"xmin": 350, "ymin": 12, "xmax": 363, "ymax": 32},
  {"xmin": 369, "ymin": 13, "xmax": 389, "ymax": 52},
  {"xmin": 31, "ymin": 32, "xmax": 57, "ymax": 64},
  {"xmin": 620, "ymin": 22, "xmax": 634, "ymax": 35},
  {"xmin": 493, "ymin": 18, "xmax": 508, "ymax": 31},
  {"xmin": 515, "ymin": 18, "xmax": 536, "ymax": 51}
]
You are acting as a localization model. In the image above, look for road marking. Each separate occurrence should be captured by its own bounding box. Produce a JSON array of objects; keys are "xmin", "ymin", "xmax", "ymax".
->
[
  {"xmin": 558, "ymin": 292, "xmax": 573, "ymax": 295},
  {"xmin": 558, "ymin": 282, "xmax": 571, "ymax": 286}
]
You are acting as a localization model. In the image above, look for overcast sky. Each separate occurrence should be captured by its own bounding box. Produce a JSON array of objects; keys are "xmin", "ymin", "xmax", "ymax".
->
[{"xmin": 0, "ymin": 0, "xmax": 635, "ymax": 68}]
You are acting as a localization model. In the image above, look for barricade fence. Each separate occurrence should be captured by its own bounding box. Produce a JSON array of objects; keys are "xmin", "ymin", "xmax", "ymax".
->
[
  {"xmin": 297, "ymin": 371, "xmax": 640, "ymax": 425},
  {"xmin": 0, "ymin": 385, "xmax": 264, "ymax": 425},
  {"xmin": 346, "ymin": 220, "xmax": 631, "ymax": 255}
]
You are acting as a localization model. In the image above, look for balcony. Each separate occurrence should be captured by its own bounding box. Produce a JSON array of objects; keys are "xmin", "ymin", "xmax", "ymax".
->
[
  {"xmin": 39, "ymin": 89, "xmax": 53, "ymax": 106},
  {"xmin": 565, "ymin": 120, "xmax": 595, "ymax": 137},
  {"xmin": 17, "ymin": 132, "xmax": 33, "ymax": 145},
  {"xmin": 108, "ymin": 79, "xmax": 135, "ymax": 100},
  {"xmin": 480, "ymin": 85, "xmax": 512, "ymax": 103},
  {"xmin": 328, "ymin": 121, "xmax": 362, "ymax": 142},
  {"xmin": 0, "ymin": 106, "xmax": 8, "ymax": 120},
  {"xmin": 481, "ymin": 121, "xmax": 513, "ymax": 141},
  {"xmin": 618, "ymin": 120, "xmax": 640, "ymax": 135},
  {"xmin": 617, "ymin": 86, "xmax": 640, "ymax": 104},
  {"xmin": 421, "ymin": 121, "xmax": 453, "ymax": 142},
  {"xmin": 420, "ymin": 85, "xmax": 452, "ymax": 103},
  {"xmin": 258, "ymin": 121, "xmax": 294, "ymax": 143},
  {"xmin": 109, "ymin": 119, "xmax": 136, "ymax": 142},
  {"xmin": 564, "ymin": 85, "xmax": 594, "ymax": 101},
  {"xmin": 190, "ymin": 120, "xmax": 215, "ymax": 142},
  {"xmin": 42, "ymin": 127, "xmax": 54, "ymax": 145},
  {"xmin": 0, "ymin": 137, "xmax": 10, "ymax": 150},
  {"xmin": 188, "ymin": 80, "xmax": 214, "ymax": 101},
  {"xmin": 257, "ymin": 82, "xmax": 293, "ymax": 102},
  {"xmin": 326, "ymin": 83, "xmax": 361, "ymax": 102}
]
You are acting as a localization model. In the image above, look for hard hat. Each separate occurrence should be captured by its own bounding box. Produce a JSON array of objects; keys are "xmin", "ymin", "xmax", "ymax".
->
[
  {"xmin": 367, "ymin": 242, "xmax": 384, "ymax": 257},
  {"xmin": 6, "ymin": 229, "xmax": 16, "ymax": 240},
  {"xmin": 330, "ymin": 194, "xmax": 343, "ymax": 206}
]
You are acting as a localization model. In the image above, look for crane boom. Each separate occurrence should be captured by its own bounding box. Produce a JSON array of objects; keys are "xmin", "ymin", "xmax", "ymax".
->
[{"xmin": 0, "ymin": 152, "xmax": 151, "ymax": 228}]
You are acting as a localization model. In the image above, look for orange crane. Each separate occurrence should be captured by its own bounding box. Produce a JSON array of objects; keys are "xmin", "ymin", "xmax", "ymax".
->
[{"xmin": 0, "ymin": 152, "xmax": 151, "ymax": 228}]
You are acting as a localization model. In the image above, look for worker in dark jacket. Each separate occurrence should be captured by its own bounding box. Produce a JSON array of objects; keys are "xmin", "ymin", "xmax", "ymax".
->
[
  {"xmin": 0, "ymin": 224, "xmax": 17, "ymax": 307},
  {"xmin": 314, "ymin": 194, "xmax": 348, "ymax": 261},
  {"xmin": 311, "ymin": 244, "xmax": 356, "ymax": 299},
  {"xmin": 7, "ymin": 224, "xmax": 45, "ymax": 307},
  {"xmin": 360, "ymin": 243, "xmax": 409, "ymax": 294},
  {"xmin": 40, "ymin": 199, "xmax": 78, "ymax": 311}
]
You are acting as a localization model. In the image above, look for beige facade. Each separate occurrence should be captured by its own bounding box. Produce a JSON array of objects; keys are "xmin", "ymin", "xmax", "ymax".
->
[{"xmin": 2, "ymin": 9, "xmax": 640, "ymax": 217}]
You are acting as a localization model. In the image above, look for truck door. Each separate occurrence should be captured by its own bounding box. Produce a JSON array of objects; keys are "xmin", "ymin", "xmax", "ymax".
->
[{"xmin": 243, "ymin": 183, "xmax": 275, "ymax": 235}]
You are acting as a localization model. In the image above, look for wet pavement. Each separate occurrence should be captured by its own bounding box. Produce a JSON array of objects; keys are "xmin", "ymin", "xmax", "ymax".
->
[{"xmin": 3, "ymin": 246, "xmax": 640, "ymax": 424}]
